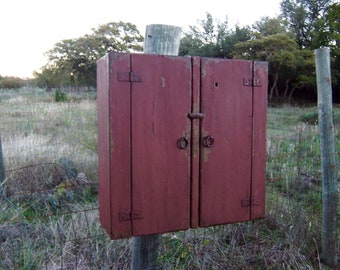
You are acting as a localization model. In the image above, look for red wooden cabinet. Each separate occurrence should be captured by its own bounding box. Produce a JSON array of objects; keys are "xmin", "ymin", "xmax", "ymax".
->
[{"xmin": 97, "ymin": 52, "xmax": 267, "ymax": 239}]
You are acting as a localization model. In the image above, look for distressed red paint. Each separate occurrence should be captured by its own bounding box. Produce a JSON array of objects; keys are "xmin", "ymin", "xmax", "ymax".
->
[{"xmin": 97, "ymin": 52, "xmax": 268, "ymax": 239}]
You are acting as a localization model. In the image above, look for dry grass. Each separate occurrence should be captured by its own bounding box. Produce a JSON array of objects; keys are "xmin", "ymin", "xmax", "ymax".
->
[{"xmin": 0, "ymin": 89, "xmax": 339, "ymax": 269}]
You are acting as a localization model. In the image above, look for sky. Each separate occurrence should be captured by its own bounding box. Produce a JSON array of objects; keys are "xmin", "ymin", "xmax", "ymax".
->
[{"xmin": 0, "ymin": 0, "xmax": 281, "ymax": 78}]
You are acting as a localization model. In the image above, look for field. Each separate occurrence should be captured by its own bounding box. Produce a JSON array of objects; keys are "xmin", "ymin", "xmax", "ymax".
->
[{"xmin": 0, "ymin": 88, "xmax": 339, "ymax": 269}]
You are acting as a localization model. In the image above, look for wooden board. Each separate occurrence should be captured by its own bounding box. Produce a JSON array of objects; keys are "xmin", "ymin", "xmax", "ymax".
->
[
  {"xmin": 199, "ymin": 58, "xmax": 253, "ymax": 227},
  {"xmin": 251, "ymin": 61, "xmax": 268, "ymax": 219},
  {"xmin": 98, "ymin": 53, "xmax": 132, "ymax": 239},
  {"xmin": 131, "ymin": 54, "xmax": 192, "ymax": 236}
]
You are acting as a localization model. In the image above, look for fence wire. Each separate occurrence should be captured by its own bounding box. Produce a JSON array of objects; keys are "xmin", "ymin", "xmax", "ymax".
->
[{"xmin": 0, "ymin": 90, "xmax": 339, "ymax": 269}]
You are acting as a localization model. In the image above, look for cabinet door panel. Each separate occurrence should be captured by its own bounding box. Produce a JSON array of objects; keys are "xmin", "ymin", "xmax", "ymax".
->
[
  {"xmin": 131, "ymin": 54, "xmax": 192, "ymax": 235},
  {"xmin": 200, "ymin": 58, "xmax": 253, "ymax": 227}
]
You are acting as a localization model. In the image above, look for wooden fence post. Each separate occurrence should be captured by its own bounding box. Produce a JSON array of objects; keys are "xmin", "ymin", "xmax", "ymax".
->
[
  {"xmin": 130, "ymin": 24, "xmax": 182, "ymax": 270},
  {"xmin": 143, "ymin": 24, "xmax": 182, "ymax": 56},
  {"xmin": 0, "ymin": 135, "xmax": 6, "ymax": 195},
  {"xmin": 315, "ymin": 47, "xmax": 338, "ymax": 268}
]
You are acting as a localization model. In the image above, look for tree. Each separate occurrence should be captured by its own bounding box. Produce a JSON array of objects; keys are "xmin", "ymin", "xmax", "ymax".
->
[
  {"xmin": 35, "ymin": 21, "xmax": 144, "ymax": 89},
  {"xmin": 325, "ymin": 3, "xmax": 340, "ymax": 101},
  {"xmin": 0, "ymin": 76, "xmax": 25, "ymax": 89},
  {"xmin": 179, "ymin": 12, "xmax": 251, "ymax": 58},
  {"xmin": 252, "ymin": 16, "xmax": 288, "ymax": 37},
  {"xmin": 279, "ymin": 0, "xmax": 340, "ymax": 102},
  {"xmin": 326, "ymin": 3, "xmax": 340, "ymax": 48},
  {"xmin": 44, "ymin": 37, "xmax": 98, "ymax": 87},
  {"xmin": 280, "ymin": 0, "xmax": 335, "ymax": 49},
  {"xmin": 179, "ymin": 12, "xmax": 229, "ymax": 57},
  {"xmin": 177, "ymin": 8, "xmax": 340, "ymax": 103},
  {"xmin": 91, "ymin": 21, "xmax": 144, "ymax": 55},
  {"xmin": 33, "ymin": 64, "xmax": 61, "ymax": 91},
  {"xmin": 219, "ymin": 25, "xmax": 252, "ymax": 58},
  {"xmin": 234, "ymin": 34, "xmax": 315, "ymax": 101}
]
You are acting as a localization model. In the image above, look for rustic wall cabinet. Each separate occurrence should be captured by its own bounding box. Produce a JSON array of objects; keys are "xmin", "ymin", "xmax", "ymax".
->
[{"xmin": 97, "ymin": 52, "xmax": 268, "ymax": 239}]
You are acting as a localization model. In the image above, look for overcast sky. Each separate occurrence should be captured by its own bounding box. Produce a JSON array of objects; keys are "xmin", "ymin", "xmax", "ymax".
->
[{"xmin": 0, "ymin": 0, "xmax": 281, "ymax": 78}]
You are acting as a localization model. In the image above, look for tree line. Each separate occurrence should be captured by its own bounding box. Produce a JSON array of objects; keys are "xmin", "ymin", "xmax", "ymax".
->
[
  {"xmin": 0, "ymin": 75, "xmax": 26, "ymax": 89},
  {"xmin": 32, "ymin": 0, "xmax": 339, "ymax": 103}
]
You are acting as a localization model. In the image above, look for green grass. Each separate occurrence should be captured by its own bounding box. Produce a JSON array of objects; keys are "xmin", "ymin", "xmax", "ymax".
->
[
  {"xmin": 266, "ymin": 104, "xmax": 340, "ymax": 269},
  {"xmin": 0, "ymin": 89, "xmax": 339, "ymax": 269}
]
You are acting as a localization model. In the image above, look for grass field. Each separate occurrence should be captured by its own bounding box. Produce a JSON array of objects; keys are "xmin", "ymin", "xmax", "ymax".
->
[{"xmin": 0, "ymin": 88, "xmax": 339, "ymax": 269}]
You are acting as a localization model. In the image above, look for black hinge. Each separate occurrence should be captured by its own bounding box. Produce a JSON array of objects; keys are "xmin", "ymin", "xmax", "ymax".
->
[
  {"xmin": 241, "ymin": 198, "xmax": 260, "ymax": 207},
  {"xmin": 118, "ymin": 72, "xmax": 142, "ymax": 82},
  {"xmin": 243, "ymin": 78, "xmax": 262, "ymax": 87},
  {"xmin": 188, "ymin": 113, "xmax": 205, "ymax": 119},
  {"xmin": 119, "ymin": 210, "xmax": 143, "ymax": 221}
]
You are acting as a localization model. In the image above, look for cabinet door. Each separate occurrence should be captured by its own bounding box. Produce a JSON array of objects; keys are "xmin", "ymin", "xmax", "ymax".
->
[
  {"xmin": 199, "ymin": 58, "xmax": 253, "ymax": 227},
  {"xmin": 131, "ymin": 54, "xmax": 192, "ymax": 236}
]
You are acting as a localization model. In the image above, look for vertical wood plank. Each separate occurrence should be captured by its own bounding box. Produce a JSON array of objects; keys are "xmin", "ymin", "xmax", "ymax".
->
[
  {"xmin": 190, "ymin": 56, "xmax": 201, "ymax": 228},
  {"xmin": 108, "ymin": 52, "xmax": 132, "ymax": 239},
  {"xmin": 97, "ymin": 54, "xmax": 111, "ymax": 235},
  {"xmin": 131, "ymin": 54, "xmax": 191, "ymax": 235},
  {"xmin": 199, "ymin": 58, "xmax": 253, "ymax": 227},
  {"xmin": 97, "ymin": 52, "xmax": 132, "ymax": 239},
  {"xmin": 251, "ymin": 61, "xmax": 268, "ymax": 220}
]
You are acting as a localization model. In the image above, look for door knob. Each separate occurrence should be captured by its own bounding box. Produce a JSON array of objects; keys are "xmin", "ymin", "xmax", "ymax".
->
[
  {"xmin": 203, "ymin": 135, "xmax": 215, "ymax": 147},
  {"xmin": 177, "ymin": 137, "xmax": 189, "ymax": 149}
]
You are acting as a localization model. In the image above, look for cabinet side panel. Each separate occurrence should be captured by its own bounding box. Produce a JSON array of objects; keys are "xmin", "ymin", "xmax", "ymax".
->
[
  {"xmin": 108, "ymin": 52, "xmax": 132, "ymax": 239},
  {"xmin": 97, "ymin": 54, "xmax": 111, "ymax": 235},
  {"xmin": 98, "ymin": 52, "xmax": 132, "ymax": 239}
]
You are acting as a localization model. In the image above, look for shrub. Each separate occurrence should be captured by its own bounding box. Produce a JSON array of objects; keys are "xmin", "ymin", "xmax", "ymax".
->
[
  {"xmin": 298, "ymin": 112, "xmax": 318, "ymax": 125},
  {"xmin": 54, "ymin": 89, "xmax": 68, "ymax": 102}
]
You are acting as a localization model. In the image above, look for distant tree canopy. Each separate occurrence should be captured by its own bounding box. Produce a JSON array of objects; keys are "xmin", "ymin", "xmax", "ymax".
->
[
  {"xmin": 178, "ymin": 0, "xmax": 340, "ymax": 103},
  {"xmin": 0, "ymin": 75, "xmax": 25, "ymax": 89},
  {"xmin": 281, "ymin": 0, "xmax": 335, "ymax": 49},
  {"xmin": 33, "ymin": 0, "xmax": 339, "ymax": 103},
  {"xmin": 179, "ymin": 13, "xmax": 252, "ymax": 58},
  {"xmin": 34, "ymin": 21, "xmax": 143, "ymax": 89}
]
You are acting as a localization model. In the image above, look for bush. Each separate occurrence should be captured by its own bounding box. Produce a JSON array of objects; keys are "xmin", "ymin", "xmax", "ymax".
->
[
  {"xmin": 54, "ymin": 89, "xmax": 68, "ymax": 102},
  {"xmin": 298, "ymin": 112, "xmax": 318, "ymax": 125}
]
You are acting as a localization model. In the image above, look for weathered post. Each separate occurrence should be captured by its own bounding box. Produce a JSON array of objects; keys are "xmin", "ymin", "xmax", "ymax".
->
[
  {"xmin": 0, "ymin": 135, "xmax": 6, "ymax": 195},
  {"xmin": 143, "ymin": 24, "xmax": 182, "ymax": 56},
  {"xmin": 315, "ymin": 47, "xmax": 338, "ymax": 268},
  {"xmin": 130, "ymin": 24, "xmax": 182, "ymax": 270}
]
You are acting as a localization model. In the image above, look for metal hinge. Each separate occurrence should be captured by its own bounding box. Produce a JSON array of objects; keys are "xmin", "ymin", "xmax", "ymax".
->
[
  {"xmin": 243, "ymin": 78, "xmax": 262, "ymax": 87},
  {"xmin": 118, "ymin": 72, "xmax": 142, "ymax": 82},
  {"xmin": 119, "ymin": 210, "xmax": 143, "ymax": 221},
  {"xmin": 187, "ymin": 112, "xmax": 205, "ymax": 119},
  {"xmin": 241, "ymin": 198, "xmax": 260, "ymax": 207}
]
